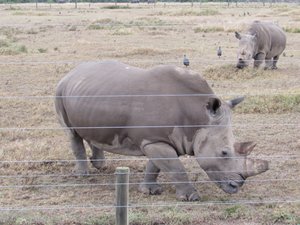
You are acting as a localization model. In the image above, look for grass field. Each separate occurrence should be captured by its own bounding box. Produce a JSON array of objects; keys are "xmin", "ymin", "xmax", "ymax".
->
[{"xmin": 0, "ymin": 2, "xmax": 299, "ymax": 224}]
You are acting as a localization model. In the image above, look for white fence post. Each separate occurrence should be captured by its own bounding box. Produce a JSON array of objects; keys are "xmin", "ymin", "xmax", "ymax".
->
[{"xmin": 115, "ymin": 167, "xmax": 130, "ymax": 225}]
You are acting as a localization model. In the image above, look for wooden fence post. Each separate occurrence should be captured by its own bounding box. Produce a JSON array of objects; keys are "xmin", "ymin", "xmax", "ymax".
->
[{"xmin": 115, "ymin": 167, "xmax": 130, "ymax": 225}]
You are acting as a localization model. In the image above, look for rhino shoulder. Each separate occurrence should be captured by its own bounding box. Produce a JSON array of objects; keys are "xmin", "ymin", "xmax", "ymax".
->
[
  {"xmin": 152, "ymin": 65, "xmax": 206, "ymax": 82},
  {"xmin": 151, "ymin": 65, "xmax": 213, "ymax": 93}
]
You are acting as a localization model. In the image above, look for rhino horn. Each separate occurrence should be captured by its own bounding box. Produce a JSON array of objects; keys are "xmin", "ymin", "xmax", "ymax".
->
[
  {"xmin": 226, "ymin": 96, "xmax": 245, "ymax": 109},
  {"xmin": 243, "ymin": 158, "xmax": 269, "ymax": 178},
  {"xmin": 234, "ymin": 141, "xmax": 256, "ymax": 156}
]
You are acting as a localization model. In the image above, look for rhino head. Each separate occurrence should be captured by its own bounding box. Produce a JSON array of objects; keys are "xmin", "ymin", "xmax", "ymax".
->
[
  {"xmin": 193, "ymin": 97, "xmax": 269, "ymax": 194},
  {"xmin": 235, "ymin": 32, "xmax": 257, "ymax": 69}
]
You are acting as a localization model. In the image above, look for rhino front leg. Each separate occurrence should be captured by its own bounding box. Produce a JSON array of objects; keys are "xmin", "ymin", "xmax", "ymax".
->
[
  {"xmin": 88, "ymin": 144, "xmax": 106, "ymax": 170},
  {"xmin": 264, "ymin": 57, "xmax": 273, "ymax": 70},
  {"xmin": 70, "ymin": 132, "xmax": 89, "ymax": 174},
  {"xmin": 272, "ymin": 55, "xmax": 279, "ymax": 70},
  {"xmin": 139, "ymin": 160, "xmax": 163, "ymax": 195},
  {"xmin": 142, "ymin": 142, "xmax": 200, "ymax": 201},
  {"xmin": 253, "ymin": 52, "xmax": 265, "ymax": 68}
]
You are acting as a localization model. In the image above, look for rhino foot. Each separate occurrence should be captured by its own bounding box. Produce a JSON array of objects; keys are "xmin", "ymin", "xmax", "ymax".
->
[
  {"xmin": 271, "ymin": 65, "xmax": 278, "ymax": 70},
  {"xmin": 139, "ymin": 183, "xmax": 163, "ymax": 195},
  {"xmin": 264, "ymin": 66, "xmax": 274, "ymax": 70},
  {"xmin": 176, "ymin": 189, "xmax": 200, "ymax": 201},
  {"xmin": 90, "ymin": 157, "xmax": 106, "ymax": 170}
]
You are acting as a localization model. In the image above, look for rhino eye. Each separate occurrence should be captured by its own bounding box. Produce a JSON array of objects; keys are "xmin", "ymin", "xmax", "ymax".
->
[{"xmin": 221, "ymin": 150, "xmax": 228, "ymax": 157}]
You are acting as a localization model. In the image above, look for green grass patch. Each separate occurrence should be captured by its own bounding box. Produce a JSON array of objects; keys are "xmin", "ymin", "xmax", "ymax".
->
[
  {"xmin": 38, "ymin": 48, "xmax": 47, "ymax": 53},
  {"xmin": 102, "ymin": 5, "xmax": 130, "ymax": 9},
  {"xmin": 283, "ymin": 27, "xmax": 300, "ymax": 33},
  {"xmin": 87, "ymin": 24, "xmax": 105, "ymax": 30},
  {"xmin": 161, "ymin": 207, "xmax": 192, "ymax": 225},
  {"xmin": 129, "ymin": 17, "xmax": 166, "ymax": 27},
  {"xmin": 272, "ymin": 210, "xmax": 300, "ymax": 224},
  {"xmin": 173, "ymin": 9, "xmax": 220, "ymax": 16},
  {"xmin": 194, "ymin": 26, "xmax": 224, "ymax": 33},
  {"xmin": 0, "ymin": 40, "xmax": 27, "ymax": 55},
  {"xmin": 236, "ymin": 94, "xmax": 300, "ymax": 114},
  {"xmin": 223, "ymin": 205, "xmax": 242, "ymax": 219},
  {"xmin": 129, "ymin": 211, "xmax": 152, "ymax": 224},
  {"xmin": 204, "ymin": 64, "xmax": 261, "ymax": 80},
  {"xmin": 68, "ymin": 25, "xmax": 77, "ymax": 31},
  {"xmin": 87, "ymin": 18, "xmax": 123, "ymax": 30},
  {"xmin": 26, "ymin": 29, "xmax": 38, "ymax": 35}
]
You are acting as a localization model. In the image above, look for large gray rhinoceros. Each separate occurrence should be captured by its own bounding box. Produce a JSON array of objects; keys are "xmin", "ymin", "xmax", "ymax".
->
[
  {"xmin": 235, "ymin": 21, "xmax": 286, "ymax": 69},
  {"xmin": 55, "ymin": 61, "xmax": 268, "ymax": 201}
]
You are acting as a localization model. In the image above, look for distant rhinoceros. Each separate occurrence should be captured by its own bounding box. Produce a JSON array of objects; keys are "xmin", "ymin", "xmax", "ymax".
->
[
  {"xmin": 235, "ymin": 21, "xmax": 286, "ymax": 69},
  {"xmin": 55, "ymin": 61, "xmax": 269, "ymax": 201}
]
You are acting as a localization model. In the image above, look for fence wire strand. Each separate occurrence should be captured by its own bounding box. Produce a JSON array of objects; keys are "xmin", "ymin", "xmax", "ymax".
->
[
  {"xmin": 0, "ymin": 154, "xmax": 299, "ymax": 164},
  {"xmin": 1, "ymin": 199, "xmax": 299, "ymax": 212},
  {"xmin": 0, "ymin": 92, "xmax": 300, "ymax": 99},
  {"xmin": 1, "ymin": 167, "xmax": 298, "ymax": 178},
  {"xmin": 0, "ymin": 178, "xmax": 299, "ymax": 190},
  {"xmin": 1, "ymin": 58, "xmax": 300, "ymax": 65},
  {"xmin": 0, "ymin": 122, "xmax": 299, "ymax": 131}
]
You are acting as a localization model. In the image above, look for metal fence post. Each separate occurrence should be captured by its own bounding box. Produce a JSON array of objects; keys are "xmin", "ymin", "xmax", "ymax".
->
[{"xmin": 115, "ymin": 167, "xmax": 130, "ymax": 225}]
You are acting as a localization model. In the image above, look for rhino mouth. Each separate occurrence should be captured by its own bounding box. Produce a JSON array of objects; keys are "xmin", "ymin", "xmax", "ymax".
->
[
  {"xmin": 217, "ymin": 174, "xmax": 246, "ymax": 194},
  {"xmin": 236, "ymin": 62, "xmax": 248, "ymax": 69},
  {"xmin": 236, "ymin": 59, "xmax": 248, "ymax": 69}
]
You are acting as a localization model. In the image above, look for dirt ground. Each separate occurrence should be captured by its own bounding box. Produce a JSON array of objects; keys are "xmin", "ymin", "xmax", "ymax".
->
[{"xmin": 0, "ymin": 2, "xmax": 299, "ymax": 224}]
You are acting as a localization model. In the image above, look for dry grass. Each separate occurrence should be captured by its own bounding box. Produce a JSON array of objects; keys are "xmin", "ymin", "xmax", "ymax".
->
[{"xmin": 0, "ymin": 2, "xmax": 300, "ymax": 225}]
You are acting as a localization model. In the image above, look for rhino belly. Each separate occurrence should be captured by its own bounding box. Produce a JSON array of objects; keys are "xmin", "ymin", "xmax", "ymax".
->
[{"xmin": 90, "ymin": 135, "xmax": 145, "ymax": 156}]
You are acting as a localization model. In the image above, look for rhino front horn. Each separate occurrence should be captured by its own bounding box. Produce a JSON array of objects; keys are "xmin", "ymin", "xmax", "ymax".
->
[{"xmin": 243, "ymin": 158, "xmax": 269, "ymax": 178}]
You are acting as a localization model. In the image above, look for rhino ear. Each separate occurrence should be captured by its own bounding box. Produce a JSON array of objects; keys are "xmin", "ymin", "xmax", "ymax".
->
[
  {"xmin": 235, "ymin": 31, "xmax": 242, "ymax": 40},
  {"xmin": 234, "ymin": 142, "xmax": 256, "ymax": 156},
  {"xmin": 206, "ymin": 98, "xmax": 221, "ymax": 115},
  {"xmin": 227, "ymin": 96, "xmax": 245, "ymax": 109}
]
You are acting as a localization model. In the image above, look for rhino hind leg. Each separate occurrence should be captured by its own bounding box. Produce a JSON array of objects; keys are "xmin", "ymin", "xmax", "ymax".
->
[
  {"xmin": 70, "ymin": 132, "xmax": 89, "ymax": 175},
  {"xmin": 88, "ymin": 144, "xmax": 106, "ymax": 170},
  {"xmin": 139, "ymin": 160, "xmax": 163, "ymax": 195},
  {"xmin": 142, "ymin": 142, "xmax": 200, "ymax": 201}
]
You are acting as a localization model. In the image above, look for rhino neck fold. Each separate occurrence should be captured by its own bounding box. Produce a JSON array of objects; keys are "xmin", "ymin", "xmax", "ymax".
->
[{"xmin": 168, "ymin": 127, "xmax": 194, "ymax": 156}]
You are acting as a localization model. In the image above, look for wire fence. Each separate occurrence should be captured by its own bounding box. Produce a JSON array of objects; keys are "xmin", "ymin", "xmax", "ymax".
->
[{"xmin": 0, "ymin": 5, "xmax": 299, "ymax": 219}]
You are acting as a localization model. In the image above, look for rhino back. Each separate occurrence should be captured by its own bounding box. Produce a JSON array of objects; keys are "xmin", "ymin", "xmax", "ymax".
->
[
  {"xmin": 249, "ymin": 21, "xmax": 286, "ymax": 56},
  {"xmin": 56, "ymin": 61, "xmax": 214, "ymax": 147}
]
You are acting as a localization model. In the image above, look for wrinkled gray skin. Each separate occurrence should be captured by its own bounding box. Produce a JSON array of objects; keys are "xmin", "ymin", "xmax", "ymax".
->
[
  {"xmin": 235, "ymin": 21, "xmax": 286, "ymax": 70},
  {"xmin": 55, "ymin": 61, "xmax": 269, "ymax": 201}
]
